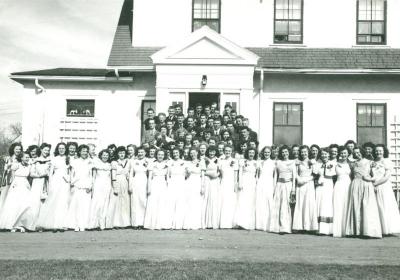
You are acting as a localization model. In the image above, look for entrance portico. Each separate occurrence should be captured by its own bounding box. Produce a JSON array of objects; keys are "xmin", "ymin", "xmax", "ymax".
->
[{"xmin": 151, "ymin": 26, "xmax": 259, "ymax": 124}]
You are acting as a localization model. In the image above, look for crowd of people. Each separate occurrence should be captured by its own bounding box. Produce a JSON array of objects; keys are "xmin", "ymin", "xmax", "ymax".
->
[{"xmin": 0, "ymin": 103, "xmax": 399, "ymax": 239}]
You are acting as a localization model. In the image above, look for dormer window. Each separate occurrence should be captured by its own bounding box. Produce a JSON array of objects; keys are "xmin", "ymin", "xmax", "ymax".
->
[
  {"xmin": 357, "ymin": 0, "xmax": 386, "ymax": 45},
  {"xmin": 192, "ymin": 0, "xmax": 221, "ymax": 33},
  {"xmin": 274, "ymin": 0, "xmax": 303, "ymax": 44}
]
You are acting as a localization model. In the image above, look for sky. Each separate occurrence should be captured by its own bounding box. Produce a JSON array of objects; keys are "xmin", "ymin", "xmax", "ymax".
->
[{"xmin": 0, "ymin": 0, "xmax": 124, "ymax": 127}]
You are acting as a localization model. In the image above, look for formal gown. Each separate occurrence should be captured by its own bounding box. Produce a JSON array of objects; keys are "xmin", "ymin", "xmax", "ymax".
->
[
  {"xmin": 167, "ymin": 159, "xmax": 186, "ymax": 229},
  {"xmin": 332, "ymin": 161, "xmax": 351, "ymax": 237},
  {"xmin": 0, "ymin": 156, "xmax": 18, "ymax": 214},
  {"xmin": 109, "ymin": 160, "xmax": 131, "ymax": 228},
  {"xmin": 270, "ymin": 160, "xmax": 295, "ymax": 233},
  {"xmin": 88, "ymin": 161, "xmax": 112, "ymax": 229},
  {"xmin": 204, "ymin": 157, "xmax": 221, "ymax": 229},
  {"xmin": 144, "ymin": 161, "xmax": 169, "ymax": 230},
  {"xmin": 292, "ymin": 160, "xmax": 318, "ymax": 232},
  {"xmin": 65, "ymin": 157, "xmax": 93, "ymax": 230},
  {"xmin": 372, "ymin": 159, "xmax": 400, "ymax": 235},
  {"xmin": 315, "ymin": 161, "xmax": 335, "ymax": 235},
  {"xmin": 255, "ymin": 159, "xmax": 275, "ymax": 231},
  {"xmin": 346, "ymin": 158, "xmax": 382, "ymax": 238},
  {"xmin": 183, "ymin": 160, "xmax": 205, "ymax": 230},
  {"xmin": 129, "ymin": 158, "xmax": 149, "ymax": 228},
  {"xmin": 0, "ymin": 163, "xmax": 31, "ymax": 230},
  {"xmin": 235, "ymin": 159, "xmax": 257, "ymax": 230},
  {"xmin": 218, "ymin": 157, "xmax": 239, "ymax": 229},
  {"xmin": 36, "ymin": 156, "xmax": 71, "ymax": 230},
  {"xmin": 24, "ymin": 157, "xmax": 51, "ymax": 231}
]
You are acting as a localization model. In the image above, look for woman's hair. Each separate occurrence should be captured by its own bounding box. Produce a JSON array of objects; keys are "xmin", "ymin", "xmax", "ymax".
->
[
  {"xmin": 374, "ymin": 144, "xmax": 389, "ymax": 158},
  {"xmin": 26, "ymin": 145, "xmax": 40, "ymax": 157},
  {"xmin": 54, "ymin": 142, "xmax": 67, "ymax": 156},
  {"xmin": 127, "ymin": 144, "xmax": 136, "ymax": 150},
  {"xmin": 66, "ymin": 142, "xmax": 78, "ymax": 153},
  {"xmin": 362, "ymin": 142, "xmax": 375, "ymax": 150},
  {"xmin": 259, "ymin": 146, "xmax": 272, "ymax": 160},
  {"xmin": 352, "ymin": 145, "xmax": 365, "ymax": 158},
  {"xmin": 116, "ymin": 146, "xmax": 127, "ymax": 158},
  {"xmin": 107, "ymin": 144, "xmax": 117, "ymax": 150},
  {"xmin": 40, "ymin": 143, "xmax": 52, "ymax": 152},
  {"xmin": 299, "ymin": 145, "xmax": 310, "ymax": 160},
  {"xmin": 310, "ymin": 144, "xmax": 321, "ymax": 159},
  {"xmin": 77, "ymin": 144, "xmax": 89, "ymax": 157},
  {"xmin": 155, "ymin": 149, "xmax": 167, "ymax": 160},
  {"xmin": 188, "ymin": 147, "xmax": 200, "ymax": 160},
  {"xmin": 8, "ymin": 142, "xmax": 23, "ymax": 157},
  {"xmin": 221, "ymin": 129, "xmax": 231, "ymax": 138},
  {"xmin": 278, "ymin": 145, "xmax": 290, "ymax": 160},
  {"xmin": 244, "ymin": 147, "xmax": 258, "ymax": 160},
  {"xmin": 171, "ymin": 147, "xmax": 183, "ymax": 159},
  {"xmin": 344, "ymin": 140, "xmax": 357, "ymax": 147},
  {"xmin": 206, "ymin": 146, "xmax": 218, "ymax": 158},
  {"xmin": 338, "ymin": 145, "xmax": 351, "ymax": 156},
  {"xmin": 98, "ymin": 149, "xmax": 110, "ymax": 160},
  {"xmin": 135, "ymin": 146, "xmax": 147, "ymax": 156}
]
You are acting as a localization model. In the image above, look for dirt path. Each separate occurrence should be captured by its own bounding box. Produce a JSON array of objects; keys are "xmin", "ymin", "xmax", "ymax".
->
[{"xmin": 0, "ymin": 230, "xmax": 399, "ymax": 265}]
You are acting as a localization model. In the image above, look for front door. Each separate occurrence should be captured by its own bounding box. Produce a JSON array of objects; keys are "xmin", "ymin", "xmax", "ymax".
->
[{"xmin": 189, "ymin": 92, "xmax": 220, "ymax": 109}]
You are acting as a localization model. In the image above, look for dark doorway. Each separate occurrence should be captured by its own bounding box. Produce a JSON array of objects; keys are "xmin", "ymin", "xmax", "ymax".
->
[{"xmin": 189, "ymin": 92, "xmax": 220, "ymax": 109}]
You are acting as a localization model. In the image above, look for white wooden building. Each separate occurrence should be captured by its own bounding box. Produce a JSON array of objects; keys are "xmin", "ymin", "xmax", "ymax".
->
[{"xmin": 9, "ymin": 0, "xmax": 400, "ymax": 156}]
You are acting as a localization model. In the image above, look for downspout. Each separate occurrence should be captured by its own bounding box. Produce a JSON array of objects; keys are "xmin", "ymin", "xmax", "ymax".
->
[
  {"xmin": 114, "ymin": 68, "xmax": 120, "ymax": 80},
  {"xmin": 258, "ymin": 68, "xmax": 264, "ymax": 138},
  {"xmin": 34, "ymin": 78, "xmax": 46, "ymax": 144},
  {"xmin": 35, "ymin": 78, "xmax": 45, "ymax": 93}
]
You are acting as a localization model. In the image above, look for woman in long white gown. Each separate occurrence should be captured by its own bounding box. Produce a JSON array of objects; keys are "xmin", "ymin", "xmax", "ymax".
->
[
  {"xmin": 235, "ymin": 148, "xmax": 257, "ymax": 230},
  {"xmin": 0, "ymin": 143, "xmax": 23, "ymax": 214},
  {"xmin": 204, "ymin": 146, "xmax": 221, "ymax": 229},
  {"xmin": 167, "ymin": 148, "xmax": 186, "ymax": 229},
  {"xmin": 129, "ymin": 146, "xmax": 149, "ymax": 228},
  {"xmin": 25, "ymin": 143, "xmax": 51, "ymax": 231},
  {"xmin": 270, "ymin": 146, "xmax": 296, "ymax": 234},
  {"xmin": 218, "ymin": 145, "xmax": 239, "ymax": 229},
  {"xmin": 255, "ymin": 146, "xmax": 275, "ymax": 231},
  {"xmin": 88, "ymin": 149, "xmax": 112, "ymax": 230},
  {"xmin": 183, "ymin": 148, "xmax": 205, "ymax": 230},
  {"xmin": 292, "ymin": 145, "xmax": 318, "ymax": 232},
  {"xmin": 65, "ymin": 145, "xmax": 93, "ymax": 231},
  {"xmin": 109, "ymin": 146, "xmax": 131, "ymax": 229},
  {"xmin": 0, "ymin": 153, "xmax": 31, "ymax": 232},
  {"xmin": 144, "ymin": 149, "xmax": 169, "ymax": 230},
  {"xmin": 346, "ymin": 146, "xmax": 382, "ymax": 238},
  {"xmin": 372, "ymin": 144, "xmax": 400, "ymax": 235},
  {"xmin": 332, "ymin": 146, "xmax": 352, "ymax": 238},
  {"xmin": 315, "ymin": 148, "xmax": 335, "ymax": 235},
  {"xmin": 36, "ymin": 143, "xmax": 71, "ymax": 231}
]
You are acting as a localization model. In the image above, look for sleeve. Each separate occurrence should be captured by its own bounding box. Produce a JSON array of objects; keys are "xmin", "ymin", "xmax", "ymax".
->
[
  {"xmin": 111, "ymin": 161, "xmax": 118, "ymax": 170},
  {"xmin": 384, "ymin": 159, "xmax": 394, "ymax": 171},
  {"xmin": 233, "ymin": 159, "xmax": 239, "ymax": 171}
]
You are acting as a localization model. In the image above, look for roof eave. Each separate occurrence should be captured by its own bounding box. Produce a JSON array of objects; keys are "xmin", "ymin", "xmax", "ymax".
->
[
  {"xmin": 9, "ymin": 75, "xmax": 134, "ymax": 84},
  {"xmin": 255, "ymin": 68, "xmax": 400, "ymax": 74}
]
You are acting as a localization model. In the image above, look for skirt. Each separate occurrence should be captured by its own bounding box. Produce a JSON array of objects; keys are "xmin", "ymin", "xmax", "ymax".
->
[
  {"xmin": 376, "ymin": 182, "xmax": 400, "ymax": 235},
  {"xmin": 130, "ymin": 173, "xmax": 148, "ymax": 227},
  {"xmin": 88, "ymin": 177, "xmax": 112, "ymax": 229},
  {"xmin": 292, "ymin": 179, "xmax": 318, "ymax": 232},
  {"xmin": 332, "ymin": 176, "xmax": 351, "ymax": 237},
  {"xmin": 315, "ymin": 178, "xmax": 334, "ymax": 235},
  {"xmin": 111, "ymin": 175, "xmax": 131, "ymax": 228},
  {"xmin": 270, "ymin": 181, "xmax": 292, "ymax": 233},
  {"xmin": 183, "ymin": 174, "xmax": 203, "ymax": 230},
  {"xmin": 204, "ymin": 177, "xmax": 221, "ymax": 229},
  {"xmin": 255, "ymin": 174, "xmax": 274, "ymax": 231},
  {"xmin": 219, "ymin": 175, "xmax": 237, "ymax": 229},
  {"xmin": 234, "ymin": 172, "xmax": 256, "ymax": 230},
  {"xmin": 65, "ymin": 188, "xmax": 91, "ymax": 230},
  {"xmin": 144, "ymin": 176, "xmax": 168, "ymax": 230},
  {"xmin": 167, "ymin": 174, "xmax": 186, "ymax": 230}
]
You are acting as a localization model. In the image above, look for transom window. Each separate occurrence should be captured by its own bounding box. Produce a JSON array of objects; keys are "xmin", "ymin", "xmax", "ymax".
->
[
  {"xmin": 273, "ymin": 103, "xmax": 302, "ymax": 145},
  {"xmin": 357, "ymin": 0, "xmax": 386, "ymax": 44},
  {"xmin": 274, "ymin": 0, "xmax": 303, "ymax": 44},
  {"xmin": 357, "ymin": 103, "xmax": 386, "ymax": 145},
  {"xmin": 66, "ymin": 99, "xmax": 95, "ymax": 117},
  {"xmin": 192, "ymin": 0, "xmax": 221, "ymax": 33}
]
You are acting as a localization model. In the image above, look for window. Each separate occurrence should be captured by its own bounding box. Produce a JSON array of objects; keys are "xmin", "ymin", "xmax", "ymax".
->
[
  {"xmin": 357, "ymin": 0, "xmax": 386, "ymax": 44},
  {"xmin": 192, "ymin": 0, "xmax": 221, "ymax": 32},
  {"xmin": 357, "ymin": 103, "xmax": 386, "ymax": 145},
  {"xmin": 274, "ymin": 0, "xmax": 303, "ymax": 43},
  {"xmin": 273, "ymin": 103, "xmax": 302, "ymax": 145},
  {"xmin": 66, "ymin": 99, "xmax": 95, "ymax": 117},
  {"xmin": 172, "ymin": 101, "xmax": 183, "ymax": 107}
]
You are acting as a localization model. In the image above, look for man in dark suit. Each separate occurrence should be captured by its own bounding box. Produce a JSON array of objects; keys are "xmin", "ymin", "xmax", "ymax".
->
[
  {"xmin": 143, "ymin": 107, "xmax": 158, "ymax": 130},
  {"xmin": 212, "ymin": 119, "xmax": 222, "ymax": 141},
  {"xmin": 142, "ymin": 119, "xmax": 159, "ymax": 144},
  {"xmin": 239, "ymin": 126, "xmax": 257, "ymax": 143}
]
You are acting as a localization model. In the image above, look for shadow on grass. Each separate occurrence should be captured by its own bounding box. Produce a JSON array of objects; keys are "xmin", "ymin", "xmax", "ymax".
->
[{"xmin": 0, "ymin": 260, "xmax": 399, "ymax": 279}]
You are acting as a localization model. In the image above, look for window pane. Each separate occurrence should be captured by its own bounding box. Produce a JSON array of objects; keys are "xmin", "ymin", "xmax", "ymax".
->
[
  {"xmin": 290, "ymin": 9, "xmax": 302, "ymax": 19},
  {"xmin": 373, "ymin": 10, "xmax": 384, "ymax": 20},
  {"xmin": 290, "ymin": 0, "xmax": 302, "ymax": 9},
  {"xmin": 274, "ymin": 104, "xmax": 287, "ymax": 125},
  {"xmin": 289, "ymin": 21, "xmax": 301, "ymax": 34},
  {"xmin": 207, "ymin": 20, "xmax": 219, "ymax": 32},
  {"xmin": 275, "ymin": 9, "xmax": 287, "ymax": 19},
  {"xmin": 371, "ymin": 35, "xmax": 383, "ymax": 43},
  {"xmin": 67, "ymin": 100, "xmax": 95, "ymax": 117},
  {"xmin": 275, "ymin": 21, "xmax": 288, "ymax": 35},
  {"xmin": 372, "ymin": 105, "xmax": 385, "ymax": 126},
  {"xmin": 193, "ymin": 20, "xmax": 203, "ymax": 31},
  {"xmin": 371, "ymin": 22, "xmax": 384, "ymax": 34},
  {"xmin": 276, "ymin": 0, "xmax": 288, "ymax": 9},
  {"xmin": 287, "ymin": 104, "xmax": 301, "ymax": 125},
  {"xmin": 358, "ymin": 127, "xmax": 385, "ymax": 145},
  {"xmin": 358, "ymin": 22, "xmax": 371, "ymax": 34},
  {"xmin": 274, "ymin": 126, "xmax": 302, "ymax": 145}
]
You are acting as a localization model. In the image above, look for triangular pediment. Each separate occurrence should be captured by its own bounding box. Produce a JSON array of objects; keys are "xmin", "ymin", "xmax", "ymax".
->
[{"xmin": 151, "ymin": 26, "xmax": 259, "ymax": 66}]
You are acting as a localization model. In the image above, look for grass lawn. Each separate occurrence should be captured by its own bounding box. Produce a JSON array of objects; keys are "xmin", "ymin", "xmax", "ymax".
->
[{"xmin": 0, "ymin": 260, "xmax": 399, "ymax": 280}]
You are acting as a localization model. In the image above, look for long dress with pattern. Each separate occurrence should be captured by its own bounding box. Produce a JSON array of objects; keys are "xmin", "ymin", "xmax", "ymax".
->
[
  {"xmin": 109, "ymin": 160, "xmax": 131, "ymax": 228},
  {"xmin": 332, "ymin": 161, "xmax": 351, "ymax": 237},
  {"xmin": 88, "ymin": 161, "xmax": 112, "ymax": 229},
  {"xmin": 183, "ymin": 160, "xmax": 205, "ymax": 230},
  {"xmin": 255, "ymin": 159, "xmax": 275, "ymax": 231},
  {"xmin": 315, "ymin": 161, "xmax": 335, "ymax": 235},
  {"xmin": 144, "ymin": 161, "xmax": 169, "ymax": 230},
  {"xmin": 346, "ymin": 158, "xmax": 382, "ymax": 238},
  {"xmin": 36, "ymin": 156, "xmax": 71, "ymax": 230},
  {"xmin": 372, "ymin": 159, "xmax": 400, "ymax": 235},
  {"xmin": 235, "ymin": 159, "xmax": 257, "ymax": 230},
  {"xmin": 204, "ymin": 157, "xmax": 221, "ymax": 229},
  {"xmin": 292, "ymin": 160, "xmax": 318, "ymax": 231},
  {"xmin": 0, "ymin": 163, "xmax": 31, "ymax": 230},
  {"xmin": 270, "ymin": 160, "xmax": 295, "ymax": 233},
  {"xmin": 167, "ymin": 159, "xmax": 186, "ymax": 229},
  {"xmin": 218, "ymin": 157, "xmax": 239, "ymax": 229},
  {"xmin": 24, "ymin": 158, "xmax": 51, "ymax": 231},
  {"xmin": 65, "ymin": 157, "xmax": 93, "ymax": 230},
  {"xmin": 129, "ymin": 158, "xmax": 149, "ymax": 227}
]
